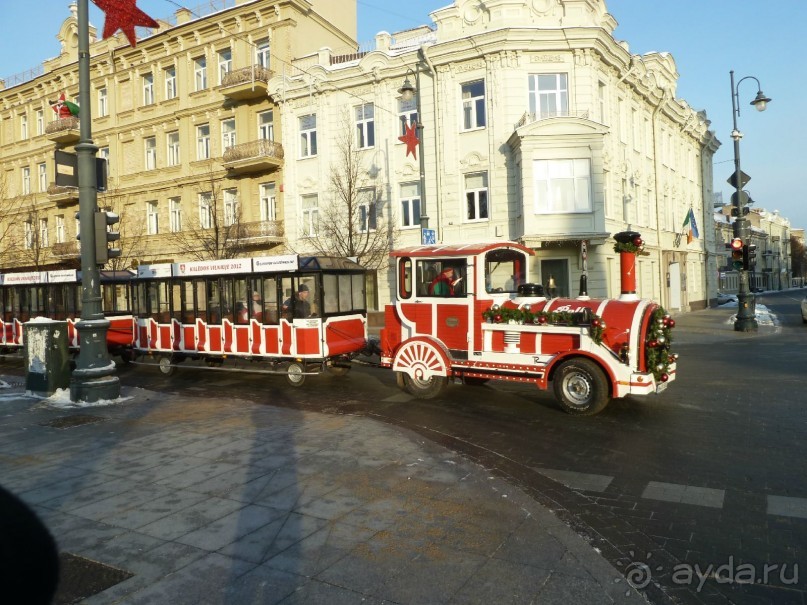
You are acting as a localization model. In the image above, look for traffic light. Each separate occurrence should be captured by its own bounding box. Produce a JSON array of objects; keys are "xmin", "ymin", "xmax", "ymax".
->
[
  {"xmin": 729, "ymin": 237, "xmax": 743, "ymax": 270},
  {"xmin": 94, "ymin": 210, "xmax": 121, "ymax": 264},
  {"xmin": 744, "ymin": 244, "xmax": 757, "ymax": 270}
]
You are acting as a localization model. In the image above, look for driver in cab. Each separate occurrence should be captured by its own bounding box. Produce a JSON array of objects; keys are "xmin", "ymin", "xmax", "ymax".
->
[{"xmin": 428, "ymin": 266, "xmax": 463, "ymax": 296}]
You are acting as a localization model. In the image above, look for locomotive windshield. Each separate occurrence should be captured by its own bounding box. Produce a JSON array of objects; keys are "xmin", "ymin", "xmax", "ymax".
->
[{"xmin": 484, "ymin": 249, "xmax": 528, "ymax": 293}]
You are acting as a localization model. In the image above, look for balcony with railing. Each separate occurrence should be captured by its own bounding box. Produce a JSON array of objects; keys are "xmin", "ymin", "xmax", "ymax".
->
[
  {"xmin": 235, "ymin": 219, "xmax": 284, "ymax": 245},
  {"xmin": 514, "ymin": 109, "xmax": 591, "ymax": 130},
  {"xmin": 223, "ymin": 139, "xmax": 283, "ymax": 174},
  {"xmin": 47, "ymin": 183, "xmax": 79, "ymax": 205},
  {"xmin": 45, "ymin": 116, "xmax": 80, "ymax": 144},
  {"xmin": 220, "ymin": 65, "xmax": 273, "ymax": 101},
  {"xmin": 51, "ymin": 241, "xmax": 80, "ymax": 259}
]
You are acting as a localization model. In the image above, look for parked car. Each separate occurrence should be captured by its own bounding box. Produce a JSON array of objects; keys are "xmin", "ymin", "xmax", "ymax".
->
[{"xmin": 801, "ymin": 297, "xmax": 807, "ymax": 324}]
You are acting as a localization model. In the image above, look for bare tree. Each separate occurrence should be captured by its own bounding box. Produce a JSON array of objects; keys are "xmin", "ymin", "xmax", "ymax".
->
[
  {"xmin": 16, "ymin": 194, "xmax": 48, "ymax": 271},
  {"xmin": 172, "ymin": 166, "xmax": 249, "ymax": 260},
  {"xmin": 791, "ymin": 234, "xmax": 806, "ymax": 281},
  {"xmin": 304, "ymin": 113, "xmax": 397, "ymax": 270},
  {"xmin": 0, "ymin": 172, "xmax": 22, "ymax": 267}
]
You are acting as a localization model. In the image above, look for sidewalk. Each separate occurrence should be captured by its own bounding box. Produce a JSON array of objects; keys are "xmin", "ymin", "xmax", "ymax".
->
[{"xmin": 0, "ymin": 379, "xmax": 641, "ymax": 604}]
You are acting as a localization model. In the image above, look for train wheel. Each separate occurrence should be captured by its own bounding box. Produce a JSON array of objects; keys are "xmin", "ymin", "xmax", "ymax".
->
[
  {"xmin": 393, "ymin": 340, "xmax": 449, "ymax": 400},
  {"xmin": 552, "ymin": 358, "xmax": 609, "ymax": 416},
  {"xmin": 158, "ymin": 356, "xmax": 175, "ymax": 376},
  {"xmin": 286, "ymin": 362, "xmax": 306, "ymax": 386},
  {"xmin": 328, "ymin": 364, "xmax": 351, "ymax": 377}
]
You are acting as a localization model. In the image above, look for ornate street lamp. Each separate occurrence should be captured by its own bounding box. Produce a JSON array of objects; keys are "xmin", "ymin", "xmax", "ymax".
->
[
  {"xmin": 729, "ymin": 70, "xmax": 771, "ymax": 332},
  {"xmin": 399, "ymin": 56, "xmax": 430, "ymax": 241}
]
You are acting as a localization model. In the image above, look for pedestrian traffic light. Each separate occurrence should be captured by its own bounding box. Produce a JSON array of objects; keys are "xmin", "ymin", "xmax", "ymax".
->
[
  {"xmin": 744, "ymin": 243, "xmax": 757, "ymax": 270},
  {"xmin": 94, "ymin": 210, "xmax": 121, "ymax": 264},
  {"xmin": 729, "ymin": 237, "xmax": 743, "ymax": 270}
]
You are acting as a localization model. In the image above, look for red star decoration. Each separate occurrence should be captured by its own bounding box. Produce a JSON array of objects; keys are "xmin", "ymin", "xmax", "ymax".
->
[
  {"xmin": 92, "ymin": 0, "xmax": 159, "ymax": 48},
  {"xmin": 398, "ymin": 121, "xmax": 420, "ymax": 159}
]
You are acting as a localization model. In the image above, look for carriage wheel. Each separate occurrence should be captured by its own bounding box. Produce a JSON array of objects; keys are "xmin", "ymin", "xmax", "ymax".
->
[
  {"xmin": 393, "ymin": 340, "xmax": 448, "ymax": 400},
  {"xmin": 158, "ymin": 356, "xmax": 175, "ymax": 376},
  {"xmin": 286, "ymin": 362, "xmax": 306, "ymax": 386}
]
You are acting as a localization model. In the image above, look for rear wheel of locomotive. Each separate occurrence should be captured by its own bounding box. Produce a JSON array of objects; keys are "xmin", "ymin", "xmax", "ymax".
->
[
  {"xmin": 286, "ymin": 362, "xmax": 306, "ymax": 386},
  {"xmin": 552, "ymin": 358, "xmax": 610, "ymax": 416},
  {"xmin": 402, "ymin": 373, "xmax": 448, "ymax": 399}
]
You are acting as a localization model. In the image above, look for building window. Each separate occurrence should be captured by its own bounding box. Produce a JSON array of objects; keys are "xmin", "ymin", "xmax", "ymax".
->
[
  {"xmin": 56, "ymin": 215, "xmax": 65, "ymax": 244},
  {"xmin": 301, "ymin": 194, "xmax": 318, "ymax": 236},
  {"xmin": 258, "ymin": 110, "xmax": 274, "ymax": 140},
  {"xmin": 255, "ymin": 39, "xmax": 270, "ymax": 68},
  {"xmin": 98, "ymin": 87, "xmax": 108, "ymax": 117},
  {"xmin": 165, "ymin": 66, "xmax": 177, "ymax": 100},
  {"xmin": 22, "ymin": 167, "xmax": 31, "ymax": 195},
  {"xmin": 20, "ymin": 113, "xmax": 28, "ymax": 139},
  {"xmin": 465, "ymin": 172, "xmax": 489, "ymax": 222},
  {"xmin": 167, "ymin": 131, "xmax": 180, "ymax": 166},
  {"xmin": 461, "ymin": 80, "xmax": 486, "ymax": 130},
  {"xmin": 260, "ymin": 183, "xmax": 276, "ymax": 221},
  {"xmin": 358, "ymin": 188, "xmax": 377, "ymax": 232},
  {"xmin": 36, "ymin": 109, "xmax": 45, "ymax": 135},
  {"xmin": 24, "ymin": 221, "xmax": 34, "ymax": 249},
  {"xmin": 146, "ymin": 201, "xmax": 159, "ymax": 235},
  {"xmin": 299, "ymin": 114, "xmax": 317, "ymax": 158},
  {"xmin": 597, "ymin": 81, "xmax": 606, "ymax": 123},
  {"xmin": 221, "ymin": 118, "xmax": 236, "ymax": 151},
  {"xmin": 197, "ymin": 124, "xmax": 210, "ymax": 160},
  {"xmin": 224, "ymin": 189, "xmax": 238, "ymax": 226},
  {"xmin": 199, "ymin": 192, "xmax": 213, "ymax": 229},
  {"xmin": 355, "ymin": 103, "xmax": 375, "ymax": 149},
  {"xmin": 39, "ymin": 219, "xmax": 48, "ymax": 248},
  {"xmin": 528, "ymin": 73, "xmax": 568, "ymax": 119},
  {"xmin": 218, "ymin": 48, "xmax": 231, "ymax": 84},
  {"xmin": 99, "ymin": 147, "xmax": 110, "ymax": 177},
  {"xmin": 169, "ymin": 197, "xmax": 182, "ymax": 232},
  {"xmin": 38, "ymin": 162, "xmax": 47, "ymax": 192},
  {"xmin": 143, "ymin": 73, "xmax": 154, "ymax": 105},
  {"xmin": 144, "ymin": 136, "xmax": 156, "ymax": 170},
  {"xmin": 194, "ymin": 56, "xmax": 207, "ymax": 91},
  {"xmin": 398, "ymin": 97, "xmax": 417, "ymax": 137},
  {"xmin": 533, "ymin": 159, "xmax": 592, "ymax": 214},
  {"xmin": 400, "ymin": 182, "xmax": 421, "ymax": 228}
]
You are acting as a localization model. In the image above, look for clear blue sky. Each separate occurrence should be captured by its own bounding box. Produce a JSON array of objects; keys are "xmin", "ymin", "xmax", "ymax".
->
[{"xmin": 2, "ymin": 1, "xmax": 803, "ymax": 230}]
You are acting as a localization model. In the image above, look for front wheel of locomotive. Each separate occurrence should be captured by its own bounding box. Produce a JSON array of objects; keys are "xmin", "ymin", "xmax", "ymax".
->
[
  {"xmin": 552, "ymin": 358, "xmax": 610, "ymax": 416},
  {"xmin": 392, "ymin": 340, "xmax": 449, "ymax": 400},
  {"xmin": 401, "ymin": 372, "xmax": 448, "ymax": 399},
  {"xmin": 286, "ymin": 362, "xmax": 306, "ymax": 387}
]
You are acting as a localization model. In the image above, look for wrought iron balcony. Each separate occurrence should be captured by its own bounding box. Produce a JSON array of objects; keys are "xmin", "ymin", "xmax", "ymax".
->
[
  {"xmin": 235, "ymin": 220, "xmax": 284, "ymax": 244},
  {"xmin": 45, "ymin": 116, "xmax": 80, "ymax": 144},
  {"xmin": 223, "ymin": 139, "xmax": 283, "ymax": 174},
  {"xmin": 220, "ymin": 65, "xmax": 273, "ymax": 100},
  {"xmin": 51, "ymin": 241, "xmax": 80, "ymax": 258}
]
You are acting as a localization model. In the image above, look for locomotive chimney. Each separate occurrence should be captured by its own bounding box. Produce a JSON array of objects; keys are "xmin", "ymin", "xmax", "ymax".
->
[{"xmin": 614, "ymin": 231, "xmax": 642, "ymax": 301}]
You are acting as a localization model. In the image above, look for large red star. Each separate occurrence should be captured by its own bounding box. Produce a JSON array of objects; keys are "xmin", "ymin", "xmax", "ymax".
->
[
  {"xmin": 92, "ymin": 0, "xmax": 159, "ymax": 48},
  {"xmin": 398, "ymin": 121, "xmax": 420, "ymax": 159}
]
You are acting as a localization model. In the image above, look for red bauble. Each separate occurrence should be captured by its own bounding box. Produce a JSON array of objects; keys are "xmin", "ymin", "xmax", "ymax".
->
[
  {"xmin": 648, "ymin": 339, "xmax": 658, "ymax": 348},
  {"xmin": 667, "ymin": 319, "xmax": 675, "ymax": 328},
  {"xmin": 633, "ymin": 237, "xmax": 643, "ymax": 246},
  {"xmin": 493, "ymin": 314, "xmax": 502, "ymax": 323},
  {"xmin": 538, "ymin": 316, "xmax": 548, "ymax": 325},
  {"xmin": 591, "ymin": 319, "xmax": 600, "ymax": 327},
  {"xmin": 661, "ymin": 373, "xmax": 669, "ymax": 382}
]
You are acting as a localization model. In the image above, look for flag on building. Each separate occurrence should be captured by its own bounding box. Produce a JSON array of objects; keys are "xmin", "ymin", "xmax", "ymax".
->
[
  {"xmin": 49, "ymin": 93, "xmax": 80, "ymax": 119},
  {"xmin": 682, "ymin": 207, "xmax": 699, "ymax": 244}
]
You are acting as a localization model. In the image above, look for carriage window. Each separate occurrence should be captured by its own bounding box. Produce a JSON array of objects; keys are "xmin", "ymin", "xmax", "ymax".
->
[
  {"xmin": 179, "ymin": 281, "xmax": 194, "ymax": 323},
  {"xmin": 101, "ymin": 284, "xmax": 115, "ymax": 314},
  {"xmin": 133, "ymin": 283, "xmax": 146, "ymax": 315},
  {"xmin": 417, "ymin": 260, "xmax": 467, "ymax": 297},
  {"xmin": 259, "ymin": 276, "xmax": 278, "ymax": 324},
  {"xmin": 352, "ymin": 274, "xmax": 365, "ymax": 310},
  {"xmin": 233, "ymin": 278, "xmax": 249, "ymax": 324},
  {"xmin": 194, "ymin": 281, "xmax": 206, "ymax": 320},
  {"xmin": 338, "ymin": 275, "xmax": 352, "ymax": 312},
  {"xmin": 282, "ymin": 276, "xmax": 317, "ymax": 318},
  {"xmin": 207, "ymin": 280, "xmax": 222, "ymax": 324},
  {"xmin": 148, "ymin": 281, "xmax": 169, "ymax": 321},
  {"xmin": 171, "ymin": 282, "xmax": 183, "ymax": 321},
  {"xmin": 66, "ymin": 285, "xmax": 78, "ymax": 319},
  {"xmin": 31, "ymin": 286, "xmax": 45, "ymax": 318},
  {"xmin": 398, "ymin": 258, "xmax": 412, "ymax": 298},
  {"xmin": 323, "ymin": 274, "xmax": 338, "ymax": 314}
]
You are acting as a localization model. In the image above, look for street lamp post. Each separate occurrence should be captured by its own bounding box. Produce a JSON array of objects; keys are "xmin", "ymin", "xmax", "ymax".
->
[
  {"xmin": 398, "ymin": 53, "xmax": 430, "ymax": 239},
  {"xmin": 729, "ymin": 70, "xmax": 771, "ymax": 332},
  {"xmin": 70, "ymin": 0, "xmax": 120, "ymax": 401}
]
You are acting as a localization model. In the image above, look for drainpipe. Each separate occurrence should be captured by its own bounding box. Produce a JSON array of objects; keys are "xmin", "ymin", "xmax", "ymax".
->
[{"xmin": 420, "ymin": 46, "xmax": 440, "ymax": 241}]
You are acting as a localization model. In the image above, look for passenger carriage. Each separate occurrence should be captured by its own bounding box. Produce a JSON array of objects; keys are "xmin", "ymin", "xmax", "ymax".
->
[
  {"xmin": 132, "ymin": 254, "xmax": 368, "ymax": 383},
  {"xmin": 0, "ymin": 269, "xmax": 134, "ymax": 356},
  {"xmin": 379, "ymin": 242, "xmax": 677, "ymax": 415}
]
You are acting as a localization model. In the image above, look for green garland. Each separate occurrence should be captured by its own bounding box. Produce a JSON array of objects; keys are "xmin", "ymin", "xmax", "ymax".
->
[
  {"xmin": 613, "ymin": 240, "xmax": 650, "ymax": 255},
  {"xmin": 644, "ymin": 306, "xmax": 677, "ymax": 383},
  {"xmin": 481, "ymin": 306, "xmax": 605, "ymax": 345}
]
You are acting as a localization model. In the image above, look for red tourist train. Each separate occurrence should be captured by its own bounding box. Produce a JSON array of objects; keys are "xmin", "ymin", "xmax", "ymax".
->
[
  {"xmin": 379, "ymin": 241, "xmax": 676, "ymax": 415},
  {"xmin": 0, "ymin": 240, "xmax": 676, "ymax": 414}
]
